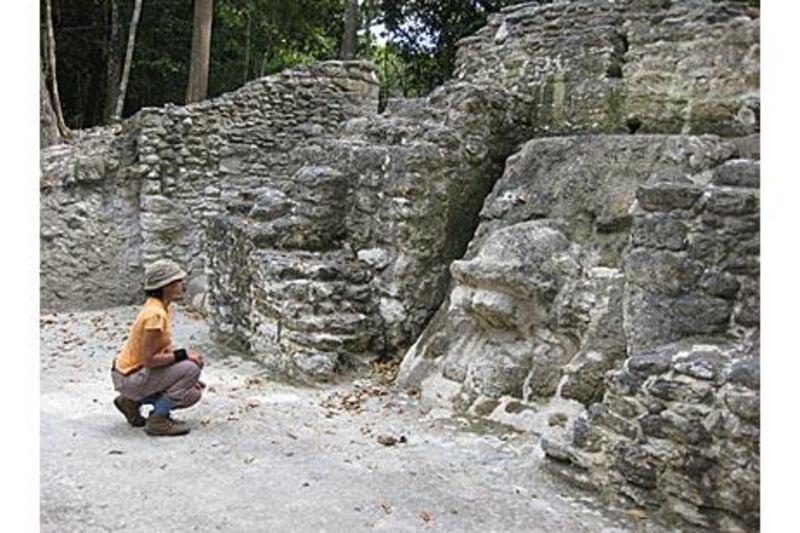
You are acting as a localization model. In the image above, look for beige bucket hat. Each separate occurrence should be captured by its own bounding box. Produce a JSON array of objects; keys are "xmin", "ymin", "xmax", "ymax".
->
[{"xmin": 144, "ymin": 259, "xmax": 187, "ymax": 290}]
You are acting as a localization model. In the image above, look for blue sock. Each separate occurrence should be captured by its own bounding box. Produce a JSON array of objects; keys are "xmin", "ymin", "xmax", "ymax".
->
[{"xmin": 153, "ymin": 395, "xmax": 172, "ymax": 417}]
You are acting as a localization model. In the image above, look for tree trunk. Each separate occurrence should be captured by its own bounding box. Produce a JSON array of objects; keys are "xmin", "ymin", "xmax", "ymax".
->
[
  {"xmin": 43, "ymin": 0, "xmax": 70, "ymax": 138},
  {"xmin": 114, "ymin": 0, "xmax": 143, "ymax": 120},
  {"xmin": 103, "ymin": 0, "xmax": 122, "ymax": 123},
  {"xmin": 242, "ymin": 12, "xmax": 251, "ymax": 85},
  {"xmin": 40, "ymin": 66, "xmax": 61, "ymax": 148},
  {"xmin": 186, "ymin": 0, "xmax": 214, "ymax": 103},
  {"xmin": 340, "ymin": 0, "xmax": 359, "ymax": 60}
]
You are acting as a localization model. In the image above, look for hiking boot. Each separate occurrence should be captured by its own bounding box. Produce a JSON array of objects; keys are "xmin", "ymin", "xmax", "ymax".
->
[
  {"xmin": 114, "ymin": 395, "xmax": 145, "ymax": 427},
  {"xmin": 144, "ymin": 414, "xmax": 190, "ymax": 436}
]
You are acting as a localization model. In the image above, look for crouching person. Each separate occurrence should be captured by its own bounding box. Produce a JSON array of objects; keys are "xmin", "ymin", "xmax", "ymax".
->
[{"xmin": 111, "ymin": 259, "xmax": 205, "ymax": 436}]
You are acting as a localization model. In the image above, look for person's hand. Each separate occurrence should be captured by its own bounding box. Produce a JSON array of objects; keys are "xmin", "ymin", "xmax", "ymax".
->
[{"xmin": 188, "ymin": 350, "xmax": 204, "ymax": 369}]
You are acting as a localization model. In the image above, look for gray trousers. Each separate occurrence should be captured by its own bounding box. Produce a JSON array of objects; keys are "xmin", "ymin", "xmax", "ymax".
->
[{"xmin": 111, "ymin": 360, "xmax": 203, "ymax": 409}]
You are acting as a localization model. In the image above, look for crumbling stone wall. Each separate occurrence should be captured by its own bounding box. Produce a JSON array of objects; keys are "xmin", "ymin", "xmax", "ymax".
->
[
  {"xmin": 205, "ymin": 0, "xmax": 760, "ymax": 380},
  {"xmin": 542, "ymin": 163, "xmax": 760, "ymax": 530},
  {"xmin": 133, "ymin": 61, "xmax": 379, "ymax": 299},
  {"xmin": 394, "ymin": 1, "xmax": 759, "ymax": 530},
  {"xmin": 455, "ymin": 0, "xmax": 759, "ymax": 137},
  {"xmin": 40, "ymin": 61, "xmax": 379, "ymax": 312},
  {"xmin": 203, "ymin": 83, "xmax": 530, "ymax": 380},
  {"xmin": 40, "ymin": 125, "xmax": 142, "ymax": 311}
]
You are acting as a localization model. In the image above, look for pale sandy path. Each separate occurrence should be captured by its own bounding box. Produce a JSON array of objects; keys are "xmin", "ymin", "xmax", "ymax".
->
[{"xmin": 40, "ymin": 305, "xmax": 663, "ymax": 532}]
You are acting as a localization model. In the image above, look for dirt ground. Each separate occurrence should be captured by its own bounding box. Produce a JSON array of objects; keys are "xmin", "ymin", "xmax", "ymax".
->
[{"xmin": 40, "ymin": 305, "xmax": 667, "ymax": 532}]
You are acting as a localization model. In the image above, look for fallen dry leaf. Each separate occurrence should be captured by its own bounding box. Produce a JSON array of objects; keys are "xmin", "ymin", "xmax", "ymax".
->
[
  {"xmin": 625, "ymin": 508, "xmax": 648, "ymax": 520},
  {"xmin": 378, "ymin": 435, "xmax": 406, "ymax": 446}
]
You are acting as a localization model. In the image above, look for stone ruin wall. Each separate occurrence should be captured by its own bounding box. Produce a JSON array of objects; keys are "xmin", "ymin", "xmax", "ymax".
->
[
  {"xmin": 40, "ymin": 0, "xmax": 760, "ymax": 529},
  {"xmin": 41, "ymin": 125, "xmax": 143, "ymax": 309},
  {"xmin": 40, "ymin": 61, "xmax": 379, "ymax": 312},
  {"xmin": 398, "ymin": 133, "xmax": 760, "ymax": 530},
  {"xmin": 396, "ymin": 1, "xmax": 759, "ymax": 529}
]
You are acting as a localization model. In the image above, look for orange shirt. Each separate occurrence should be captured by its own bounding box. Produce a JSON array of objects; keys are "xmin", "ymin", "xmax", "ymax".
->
[{"xmin": 114, "ymin": 297, "xmax": 173, "ymax": 374}]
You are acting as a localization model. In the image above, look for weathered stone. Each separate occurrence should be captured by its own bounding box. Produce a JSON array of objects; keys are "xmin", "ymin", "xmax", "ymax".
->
[
  {"xmin": 699, "ymin": 269, "xmax": 741, "ymax": 299},
  {"xmin": 620, "ymin": 0, "xmax": 759, "ymax": 137},
  {"xmin": 636, "ymin": 184, "xmax": 703, "ymax": 212},
  {"xmin": 630, "ymin": 213, "xmax": 688, "ymax": 251},
  {"xmin": 671, "ymin": 348, "xmax": 727, "ymax": 381},
  {"xmin": 735, "ymin": 278, "xmax": 759, "ymax": 327},
  {"xmin": 625, "ymin": 249, "xmax": 703, "ymax": 296},
  {"xmin": 724, "ymin": 387, "xmax": 759, "ymax": 424},
  {"xmin": 571, "ymin": 411, "xmax": 605, "ymax": 453},
  {"xmin": 639, "ymin": 413, "xmax": 675, "ymax": 440},
  {"xmin": 705, "ymin": 189, "xmax": 759, "ymax": 216},
  {"xmin": 522, "ymin": 342, "xmax": 569, "ymax": 400},
  {"xmin": 605, "ymin": 368, "xmax": 644, "ymax": 396},
  {"xmin": 452, "ymin": 221, "xmax": 577, "ymax": 304},
  {"xmin": 627, "ymin": 350, "xmax": 672, "ymax": 377},
  {"xmin": 711, "ymin": 160, "xmax": 760, "ymax": 188},
  {"xmin": 726, "ymin": 359, "xmax": 759, "ymax": 390},
  {"xmin": 646, "ymin": 376, "xmax": 714, "ymax": 404},
  {"xmin": 624, "ymin": 288, "xmax": 733, "ymax": 353},
  {"xmin": 604, "ymin": 394, "xmax": 645, "ymax": 420},
  {"xmin": 614, "ymin": 443, "xmax": 661, "ymax": 489},
  {"xmin": 548, "ymin": 412, "xmax": 568, "ymax": 427},
  {"xmin": 560, "ymin": 351, "xmax": 614, "ymax": 406},
  {"xmin": 464, "ymin": 342, "xmax": 534, "ymax": 399},
  {"xmin": 590, "ymin": 403, "xmax": 639, "ymax": 440}
]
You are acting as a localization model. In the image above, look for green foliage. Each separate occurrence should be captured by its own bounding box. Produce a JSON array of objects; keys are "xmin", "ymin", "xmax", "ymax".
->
[
  {"xmin": 41, "ymin": 0, "xmax": 119, "ymax": 128},
  {"xmin": 44, "ymin": 0, "xmax": 532, "ymax": 128},
  {"xmin": 365, "ymin": 42, "xmax": 412, "ymax": 111},
  {"xmin": 376, "ymin": 0, "xmax": 529, "ymax": 96},
  {"xmin": 45, "ymin": 0, "xmax": 344, "ymax": 128},
  {"xmin": 210, "ymin": 0, "xmax": 342, "ymax": 95},
  {"xmin": 127, "ymin": 1, "xmax": 193, "ymax": 112}
]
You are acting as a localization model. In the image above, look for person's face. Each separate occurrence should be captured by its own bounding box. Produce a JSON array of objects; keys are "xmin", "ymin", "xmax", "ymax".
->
[{"xmin": 163, "ymin": 278, "xmax": 185, "ymax": 301}]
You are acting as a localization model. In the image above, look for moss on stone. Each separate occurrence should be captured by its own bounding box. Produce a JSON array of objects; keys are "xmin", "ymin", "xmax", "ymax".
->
[{"xmin": 605, "ymin": 86, "xmax": 626, "ymax": 132}]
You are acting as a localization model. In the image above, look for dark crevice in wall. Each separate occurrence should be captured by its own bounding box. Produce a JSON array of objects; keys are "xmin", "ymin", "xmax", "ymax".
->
[
  {"xmin": 626, "ymin": 117, "xmax": 642, "ymax": 134},
  {"xmin": 607, "ymin": 29, "xmax": 629, "ymax": 80}
]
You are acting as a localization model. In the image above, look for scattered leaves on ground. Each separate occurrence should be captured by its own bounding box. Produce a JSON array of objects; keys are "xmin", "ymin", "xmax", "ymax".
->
[
  {"xmin": 370, "ymin": 359, "xmax": 399, "ymax": 383},
  {"xmin": 320, "ymin": 382, "xmax": 389, "ymax": 415}
]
